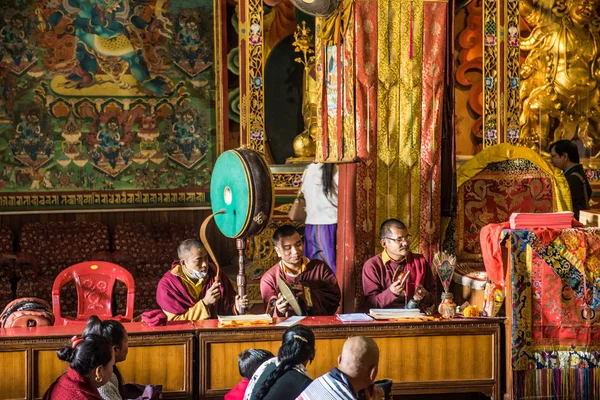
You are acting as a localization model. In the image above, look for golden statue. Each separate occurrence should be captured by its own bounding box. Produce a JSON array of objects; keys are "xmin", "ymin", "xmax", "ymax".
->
[
  {"xmin": 519, "ymin": 0, "xmax": 600, "ymax": 150},
  {"xmin": 289, "ymin": 21, "xmax": 317, "ymax": 160}
]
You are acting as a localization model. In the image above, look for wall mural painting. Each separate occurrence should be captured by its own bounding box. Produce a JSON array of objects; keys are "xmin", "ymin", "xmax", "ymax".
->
[{"xmin": 0, "ymin": 0, "xmax": 225, "ymax": 210}]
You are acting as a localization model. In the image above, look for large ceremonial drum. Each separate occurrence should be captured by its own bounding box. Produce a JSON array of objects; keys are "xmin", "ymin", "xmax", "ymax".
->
[{"xmin": 210, "ymin": 148, "xmax": 273, "ymax": 238}]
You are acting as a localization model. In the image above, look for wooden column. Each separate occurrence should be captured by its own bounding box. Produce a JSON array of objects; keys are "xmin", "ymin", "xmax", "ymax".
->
[{"xmin": 336, "ymin": 163, "xmax": 357, "ymax": 313}]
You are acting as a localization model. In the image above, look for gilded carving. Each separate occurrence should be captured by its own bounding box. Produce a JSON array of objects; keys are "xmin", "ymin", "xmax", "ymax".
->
[{"xmin": 519, "ymin": 0, "xmax": 600, "ymax": 149}]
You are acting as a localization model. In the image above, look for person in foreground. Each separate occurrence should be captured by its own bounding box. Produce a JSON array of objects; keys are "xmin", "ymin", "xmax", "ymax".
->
[
  {"xmin": 297, "ymin": 336, "xmax": 384, "ymax": 400},
  {"xmin": 43, "ymin": 334, "xmax": 114, "ymax": 399},
  {"xmin": 362, "ymin": 219, "xmax": 436, "ymax": 310},
  {"xmin": 156, "ymin": 239, "xmax": 248, "ymax": 320},
  {"xmin": 83, "ymin": 316, "xmax": 128, "ymax": 399},
  {"xmin": 244, "ymin": 325, "xmax": 316, "ymax": 400},
  {"xmin": 225, "ymin": 349, "xmax": 275, "ymax": 400},
  {"xmin": 260, "ymin": 225, "xmax": 340, "ymax": 316},
  {"xmin": 549, "ymin": 140, "xmax": 592, "ymax": 219}
]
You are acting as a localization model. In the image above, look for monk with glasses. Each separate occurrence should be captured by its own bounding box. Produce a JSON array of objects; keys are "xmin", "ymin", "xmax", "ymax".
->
[{"xmin": 362, "ymin": 219, "xmax": 437, "ymax": 310}]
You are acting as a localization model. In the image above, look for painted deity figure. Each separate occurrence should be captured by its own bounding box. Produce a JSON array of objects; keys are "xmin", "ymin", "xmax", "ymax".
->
[
  {"xmin": 46, "ymin": 0, "xmax": 172, "ymax": 95},
  {"xmin": 96, "ymin": 118, "xmax": 122, "ymax": 168},
  {"xmin": 519, "ymin": 0, "xmax": 600, "ymax": 149},
  {"xmin": 1, "ymin": 13, "xmax": 35, "ymax": 67}
]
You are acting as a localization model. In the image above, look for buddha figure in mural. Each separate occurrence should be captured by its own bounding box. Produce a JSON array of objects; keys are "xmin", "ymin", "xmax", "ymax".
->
[{"xmin": 519, "ymin": 0, "xmax": 600, "ymax": 150}]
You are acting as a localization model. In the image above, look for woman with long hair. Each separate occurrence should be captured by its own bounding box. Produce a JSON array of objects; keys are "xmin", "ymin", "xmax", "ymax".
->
[
  {"xmin": 245, "ymin": 325, "xmax": 316, "ymax": 400},
  {"xmin": 301, "ymin": 163, "xmax": 338, "ymax": 273},
  {"xmin": 83, "ymin": 316, "xmax": 129, "ymax": 399},
  {"xmin": 43, "ymin": 334, "xmax": 115, "ymax": 399}
]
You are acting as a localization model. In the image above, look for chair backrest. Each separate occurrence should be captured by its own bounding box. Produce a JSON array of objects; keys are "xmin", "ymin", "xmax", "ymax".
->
[
  {"xmin": 52, "ymin": 261, "xmax": 135, "ymax": 326},
  {"xmin": 449, "ymin": 144, "xmax": 571, "ymax": 269}
]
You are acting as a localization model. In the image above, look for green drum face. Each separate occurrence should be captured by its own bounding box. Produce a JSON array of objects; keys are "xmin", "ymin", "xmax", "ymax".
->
[
  {"xmin": 211, "ymin": 151, "xmax": 251, "ymax": 237},
  {"xmin": 210, "ymin": 148, "xmax": 273, "ymax": 238}
]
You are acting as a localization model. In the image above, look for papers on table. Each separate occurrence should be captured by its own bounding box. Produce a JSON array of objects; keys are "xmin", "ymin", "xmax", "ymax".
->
[
  {"xmin": 369, "ymin": 309, "xmax": 424, "ymax": 320},
  {"xmin": 336, "ymin": 313, "xmax": 373, "ymax": 323},
  {"xmin": 276, "ymin": 316, "xmax": 306, "ymax": 327},
  {"xmin": 217, "ymin": 314, "xmax": 273, "ymax": 325}
]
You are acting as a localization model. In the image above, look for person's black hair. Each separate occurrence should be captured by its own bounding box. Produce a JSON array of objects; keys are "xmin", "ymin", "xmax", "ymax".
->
[
  {"xmin": 549, "ymin": 140, "xmax": 580, "ymax": 163},
  {"xmin": 272, "ymin": 225, "xmax": 300, "ymax": 246},
  {"xmin": 254, "ymin": 325, "xmax": 315, "ymax": 400},
  {"xmin": 83, "ymin": 315, "xmax": 127, "ymax": 348},
  {"xmin": 56, "ymin": 334, "xmax": 113, "ymax": 377},
  {"xmin": 379, "ymin": 218, "xmax": 407, "ymax": 239},
  {"xmin": 321, "ymin": 164, "xmax": 337, "ymax": 203},
  {"xmin": 178, "ymin": 239, "xmax": 205, "ymax": 259},
  {"xmin": 238, "ymin": 349, "xmax": 275, "ymax": 379}
]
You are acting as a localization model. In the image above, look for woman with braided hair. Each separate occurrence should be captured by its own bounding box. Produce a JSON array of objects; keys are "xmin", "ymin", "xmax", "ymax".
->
[{"xmin": 244, "ymin": 325, "xmax": 316, "ymax": 400}]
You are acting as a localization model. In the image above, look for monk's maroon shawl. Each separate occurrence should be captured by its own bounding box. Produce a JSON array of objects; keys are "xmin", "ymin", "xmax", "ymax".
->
[
  {"xmin": 362, "ymin": 251, "xmax": 437, "ymax": 309},
  {"xmin": 260, "ymin": 259, "xmax": 340, "ymax": 316},
  {"xmin": 156, "ymin": 261, "xmax": 237, "ymax": 317}
]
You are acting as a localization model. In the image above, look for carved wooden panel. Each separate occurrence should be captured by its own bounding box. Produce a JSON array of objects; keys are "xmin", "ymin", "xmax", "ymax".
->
[{"xmin": 0, "ymin": 350, "xmax": 27, "ymax": 399}]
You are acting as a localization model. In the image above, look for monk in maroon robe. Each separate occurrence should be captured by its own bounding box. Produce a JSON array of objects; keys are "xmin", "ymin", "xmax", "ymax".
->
[
  {"xmin": 156, "ymin": 239, "xmax": 248, "ymax": 320},
  {"xmin": 260, "ymin": 225, "xmax": 340, "ymax": 316},
  {"xmin": 362, "ymin": 219, "xmax": 437, "ymax": 310}
]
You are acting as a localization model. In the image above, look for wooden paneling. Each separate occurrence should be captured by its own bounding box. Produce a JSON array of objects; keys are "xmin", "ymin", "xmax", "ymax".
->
[
  {"xmin": 119, "ymin": 344, "xmax": 190, "ymax": 392},
  {"xmin": 0, "ymin": 350, "xmax": 27, "ymax": 399},
  {"xmin": 0, "ymin": 318, "xmax": 502, "ymax": 400},
  {"xmin": 205, "ymin": 334, "xmax": 494, "ymax": 390},
  {"xmin": 198, "ymin": 318, "xmax": 502, "ymax": 399},
  {"xmin": 33, "ymin": 350, "xmax": 67, "ymax": 399},
  {"xmin": 1, "ymin": 326, "xmax": 195, "ymax": 400}
]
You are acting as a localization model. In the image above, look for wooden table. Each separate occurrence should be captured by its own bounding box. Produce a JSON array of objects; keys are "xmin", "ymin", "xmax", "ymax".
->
[
  {"xmin": 195, "ymin": 316, "xmax": 503, "ymax": 399},
  {"xmin": 0, "ymin": 316, "xmax": 503, "ymax": 400}
]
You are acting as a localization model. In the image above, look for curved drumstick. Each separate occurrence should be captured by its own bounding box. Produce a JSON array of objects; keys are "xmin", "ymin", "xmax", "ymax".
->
[{"xmin": 199, "ymin": 209, "xmax": 225, "ymax": 282}]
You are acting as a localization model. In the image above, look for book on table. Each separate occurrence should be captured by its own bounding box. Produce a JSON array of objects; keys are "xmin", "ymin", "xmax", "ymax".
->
[
  {"xmin": 509, "ymin": 211, "xmax": 573, "ymax": 230},
  {"xmin": 368, "ymin": 309, "xmax": 424, "ymax": 320}
]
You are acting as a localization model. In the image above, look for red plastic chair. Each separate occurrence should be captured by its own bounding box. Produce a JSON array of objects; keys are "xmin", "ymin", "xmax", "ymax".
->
[{"xmin": 52, "ymin": 261, "xmax": 135, "ymax": 326}]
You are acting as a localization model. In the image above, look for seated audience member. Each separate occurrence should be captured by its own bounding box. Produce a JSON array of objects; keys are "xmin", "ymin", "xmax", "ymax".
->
[
  {"xmin": 83, "ymin": 316, "xmax": 128, "ymax": 399},
  {"xmin": 297, "ymin": 336, "xmax": 384, "ymax": 400},
  {"xmin": 226, "ymin": 349, "xmax": 275, "ymax": 400},
  {"xmin": 362, "ymin": 219, "xmax": 436, "ymax": 310},
  {"xmin": 260, "ymin": 225, "xmax": 340, "ymax": 316},
  {"xmin": 245, "ymin": 325, "xmax": 315, "ymax": 400},
  {"xmin": 43, "ymin": 334, "xmax": 115, "ymax": 399},
  {"xmin": 156, "ymin": 239, "xmax": 248, "ymax": 320},
  {"xmin": 549, "ymin": 140, "xmax": 592, "ymax": 219}
]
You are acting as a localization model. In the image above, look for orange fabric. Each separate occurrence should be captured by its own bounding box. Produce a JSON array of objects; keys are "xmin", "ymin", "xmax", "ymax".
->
[{"xmin": 480, "ymin": 222, "xmax": 510, "ymax": 285}]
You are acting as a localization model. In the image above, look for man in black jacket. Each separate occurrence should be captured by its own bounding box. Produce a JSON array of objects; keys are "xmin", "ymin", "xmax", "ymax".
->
[{"xmin": 549, "ymin": 140, "xmax": 592, "ymax": 219}]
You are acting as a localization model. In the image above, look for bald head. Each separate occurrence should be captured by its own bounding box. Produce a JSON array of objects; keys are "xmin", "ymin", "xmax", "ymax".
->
[{"xmin": 338, "ymin": 336, "xmax": 380, "ymax": 379}]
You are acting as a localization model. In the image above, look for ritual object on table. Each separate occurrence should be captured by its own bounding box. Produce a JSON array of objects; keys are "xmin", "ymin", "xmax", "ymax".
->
[
  {"xmin": 432, "ymin": 252, "xmax": 456, "ymax": 319},
  {"xmin": 201, "ymin": 148, "xmax": 273, "ymax": 314},
  {"xmin": 217, "ymin": 314, "xmax": 273, "ymax": 327},
  {"xmin": 482, "ymin": 282, "xmax": 504, "ymax": 317},
  {"xmin": 277, "ymin": 276, "xmax": 304, "ymax": 316},
  {"xmin": 509, "ymin": 211, "xmax": 573, "ymax": 230},
  {"xmin": 463, "ymin": 305, "xmax": 481, "ymax": 317}
]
